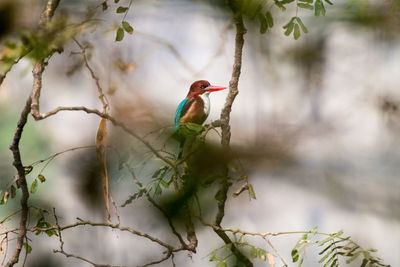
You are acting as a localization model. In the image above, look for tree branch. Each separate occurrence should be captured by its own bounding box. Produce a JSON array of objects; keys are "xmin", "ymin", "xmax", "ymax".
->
[
  {"xmin": 5, "ymin": 2, "xmax": 60, "ymax": 266},
  {"xmin": 5, "ymin": 97, "xmax": 32, "ymax": 267},
  {"xmin": 213, "ymin": 3, "xmax": 252, "ymax": 266},
  {"xmin": 33, "ymin": 219, "xmax": 192, "ymax": 266}
]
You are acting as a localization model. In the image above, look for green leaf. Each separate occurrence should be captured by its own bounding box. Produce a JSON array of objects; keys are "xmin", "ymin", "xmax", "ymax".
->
[
  {"xmin": 155, "ymin": 183, "xmax": 162, "ymax": 195},
  {"xmin": 114, "ymin": 0, "xmax": 120, "ymax": 3},
  {"xmin": 360, "ymin": 258, "xmax": 368, "ymax": 267},
  {"xmin": 24, "ymin": 166, "xmax": 33, "ymax": 175},
  {"xmin": 10, "ymin": 185, "xmax": 16, "ymax": 198},
  {"xmin": 23, "ymin": 242, "xmax": 32, "ymax": 254},
  {"xmin": 291, "ymin": 249, "xmax": 299, "ymax": 262},
  {"xmin": 297, "ymin": 3, "xmax": 314, "ymax": 10},
  {"xmin": 115, "ymin": 27, "xmax": 124, "ymax": 42},
  {"xmin": 299, "ymin": 0, "xmax": 313, "ymax": 3},
  {"xmin": 216, "ymin": 261, "xmax": 226, "ymax": 267},
  {"xmin": 346, "ymin": 251, "xmax": 362, "ymax": 264},
  {"xmin": 152, "ymin": 168, "xmax": 163, "ymax": 178},
  {"xmin": 258, "ymin": 13, "xmax": 268, "ymax": 34},
  {"xmin": 318, "ymin": 231, "xmax": 344, "ymax": 246},
  {"xmin": 319, "ymin": 246, "xmax": 335, "ymax": 263},
  {"xmin": 294, "ymin": 24, "xmax": 300, "ymax": 40},
  {"xmin": 116, "ymin": 6, "xmax": 129, "ymax": 13},
  {"xmin": 258, "ymin": 248, "xmax": 267, "ymax": 261},
  {"xmin": 314, "ymin": 0, "xmax": 326, "ymax": 16},
  {"xmin": 45, "ymin": 229, "xmax": 57, "ymax": 237},
  {"xmin": 274, "ymin": 0, "xmax": 286, "ymax": 11},
  {"xmin": 250, "ymin": 246, "xmax": 258, "ymax": 258},
  {"xmin": 38, "ymin": 174, "xmax": 46, "ymax": 183},
  {"xmin": 159, "ymin": 179, "xmax": 169, "ymax": 188},
  {"xmin": 281, "ymin": 0, "xmax": 295, "ymax": 3},
  {"xmin": 248, "ymin": 184, "xmax": 256, "ymax": 199},
  {"xmin": 121, "ymin": 189, "xmax": 146, "ymax": 207},
  {"xmin": 324, "ymin": 0, "xmax": 333, "ymax": 5},
  {"xmin": 295, "ymin": 17, "xmax": 308, "ymax": 33},
  {"xmin": 266, "ymin": 11, "xmax": 274, "ymax": 28},
  {"xmin": 122, "ymin": 21, "xmax": 134, "ymax": 34},
  {"xmin": 209, "ymin": 251, "xmax": 218, "ymax": 261},
  {"xmin": 284, "ymin": 23, "xmax": 294, "ymax": 36},
  {"xmin": 30, "ymin": 179, "xmax": 38, "ymax": 194}
]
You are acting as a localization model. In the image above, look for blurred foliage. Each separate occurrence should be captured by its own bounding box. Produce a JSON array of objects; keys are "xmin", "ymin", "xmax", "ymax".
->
[
  {"xmin": 0, "ymin": 2, "xmax": 16, "ymax": 39},
  {"xmin": 0, "ymin": 107, "xmax": 50, "ymax": 208}
]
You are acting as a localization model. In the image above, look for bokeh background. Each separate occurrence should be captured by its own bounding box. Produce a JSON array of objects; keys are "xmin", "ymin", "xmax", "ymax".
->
[{"xmin": 1, "ymin": 0, "xmax": 399, "ymax": 266}]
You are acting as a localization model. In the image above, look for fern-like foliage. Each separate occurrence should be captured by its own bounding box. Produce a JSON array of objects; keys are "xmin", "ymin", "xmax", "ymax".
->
[{"xmin": 291, "ymin": 229, "xmax": 390, "ymax": 267}]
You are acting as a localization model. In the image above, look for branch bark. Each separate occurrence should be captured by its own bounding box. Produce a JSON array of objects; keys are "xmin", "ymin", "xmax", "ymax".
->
[
  {"xmin": 214, "ymin": 3, "xmax": 253, "ymax": 266},
  {"xmin": 5, "ymin": 97, "xmax": 32, "ymax": 267},
  {"xmin": 5, "ymin": 1, "xmax": 60, "ymax": 266}
]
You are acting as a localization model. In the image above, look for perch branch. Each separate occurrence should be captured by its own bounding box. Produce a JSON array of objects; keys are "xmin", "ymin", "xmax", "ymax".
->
[{"xmin": 213, "ymin": 3, "xmax": 251, "ymax": 266}]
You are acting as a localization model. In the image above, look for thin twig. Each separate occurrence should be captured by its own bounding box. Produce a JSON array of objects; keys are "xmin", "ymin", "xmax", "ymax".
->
[
  {"xmin": 1, "ymin": 233, "xmax": 9, "ymax": 265},
  {"xmin": 52, "ymin": 209, "xmax": 124, "ymax": 267},
  {"xmin": 135, "ymin": 31, "xmax": 195, "ymax": 73},
  {"xmin": 73, "ymin": 38, "xmax": 109, "ymax": 112},
  {"xmin": 35, "ymin": 220, "xmax": 174, "ymax": 250},
  {"xmin": 137, "ymin": 251, "xmax": 172, "ymax": 267},
  {"xmin": 192, "ymin": 20, "xmax": 233, "ymax": 77},
  {"xmin": 109, "ymin": 194, "xmax": 121, "ymax": 225},
  {"xmin": 125, "ymin": 164, "xmax": 187, "ymax": 248},
  {"xmin": 53, "ymin": 249, "xmax": 124, "ymax": 267}
]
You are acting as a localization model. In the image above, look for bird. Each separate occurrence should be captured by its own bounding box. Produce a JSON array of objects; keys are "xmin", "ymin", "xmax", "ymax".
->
[{"xmin": 174, "ymin": 80, "xmax": 227, "ymax": 158}]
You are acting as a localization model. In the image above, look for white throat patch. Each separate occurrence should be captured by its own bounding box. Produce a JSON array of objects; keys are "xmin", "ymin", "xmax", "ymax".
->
[{"xmin": 201, "ymin": 92, "xmax": 211, "ymax": 117}]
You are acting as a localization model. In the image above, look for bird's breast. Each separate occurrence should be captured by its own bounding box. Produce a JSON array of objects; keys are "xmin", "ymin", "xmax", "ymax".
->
[{"xmin": 180, "ymin": 94, "xmax": 210, "ymax": 126}]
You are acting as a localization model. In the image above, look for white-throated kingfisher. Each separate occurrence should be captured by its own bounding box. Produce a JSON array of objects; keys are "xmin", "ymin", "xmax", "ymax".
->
[{"xmin": 175, "ymin": 80, "xmax": 227, "ymax": 158}]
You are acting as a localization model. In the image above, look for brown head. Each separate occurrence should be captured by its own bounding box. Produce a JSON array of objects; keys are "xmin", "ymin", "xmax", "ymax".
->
[{"xmin": 187, "ymin": 80, "xmax": 227, "ymax": 98}]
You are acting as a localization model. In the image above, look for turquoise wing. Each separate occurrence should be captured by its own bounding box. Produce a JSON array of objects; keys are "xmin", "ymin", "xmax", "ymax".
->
[{"xmin": 175, "ymin": 98, "xmax": 188, "ymax": 131}]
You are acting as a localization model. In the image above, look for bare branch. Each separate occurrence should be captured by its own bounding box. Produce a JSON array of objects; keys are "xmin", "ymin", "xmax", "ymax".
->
[
  {"xmin": 5, "ymin": 96, "xmax": 32, "ymax": 267},
  {"xmin": 35, "ymin": 220, "xmax": 175, "ymax": 250},
  {"xmin": 30, "ymin": 0, "xmax": 60, "ymax": 120},
  {"xmin": 5, "ymin": 2, "xmax": 60, "ymax": 265},
  {"xmin": 137, "ymin": 251, "xmax": 172, "ymax": 267},
  {"xmin": 53, "ymin": 249, "xmax": 125, "ymax": 267},
  {"xmin": 212, "ymin": 2, "xmax": 251, "ymax": 266},
  {"xmin": 73, "ymin": 38, "xmax": 109, "ymax": 112},
  {"xmin": 52, "ymin": 209, "xmax": 124, "ymax": 267},
  {"xmin": 27, "ymin": 104, "xmax": 178, "ymax": 171}
]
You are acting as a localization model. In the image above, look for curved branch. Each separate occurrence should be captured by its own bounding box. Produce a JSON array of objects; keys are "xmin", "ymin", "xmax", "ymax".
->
[
  {"xmin": 5, "ymin": 1, "xmax": 60, "ymax": 266},
  {"xmin": 5, "ymin": 97, "xmax": 32, "ymax": 267}
]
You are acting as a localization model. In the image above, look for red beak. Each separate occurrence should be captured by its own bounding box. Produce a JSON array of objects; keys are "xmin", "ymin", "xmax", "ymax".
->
[{"xmin": 205, "ymin": 85, "xmax": 227, "ymax": 92}]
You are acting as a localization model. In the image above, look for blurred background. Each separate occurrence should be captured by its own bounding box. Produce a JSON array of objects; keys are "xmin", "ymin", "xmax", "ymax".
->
[{"xmin": 1, "ymin": 0, "xmax": 400, "ymax": 266}]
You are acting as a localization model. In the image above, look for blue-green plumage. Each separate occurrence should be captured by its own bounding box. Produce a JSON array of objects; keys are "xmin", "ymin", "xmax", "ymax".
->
[{"xmin": 175, "ymin": 97, "xmax": 188, "ymax": 131}]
